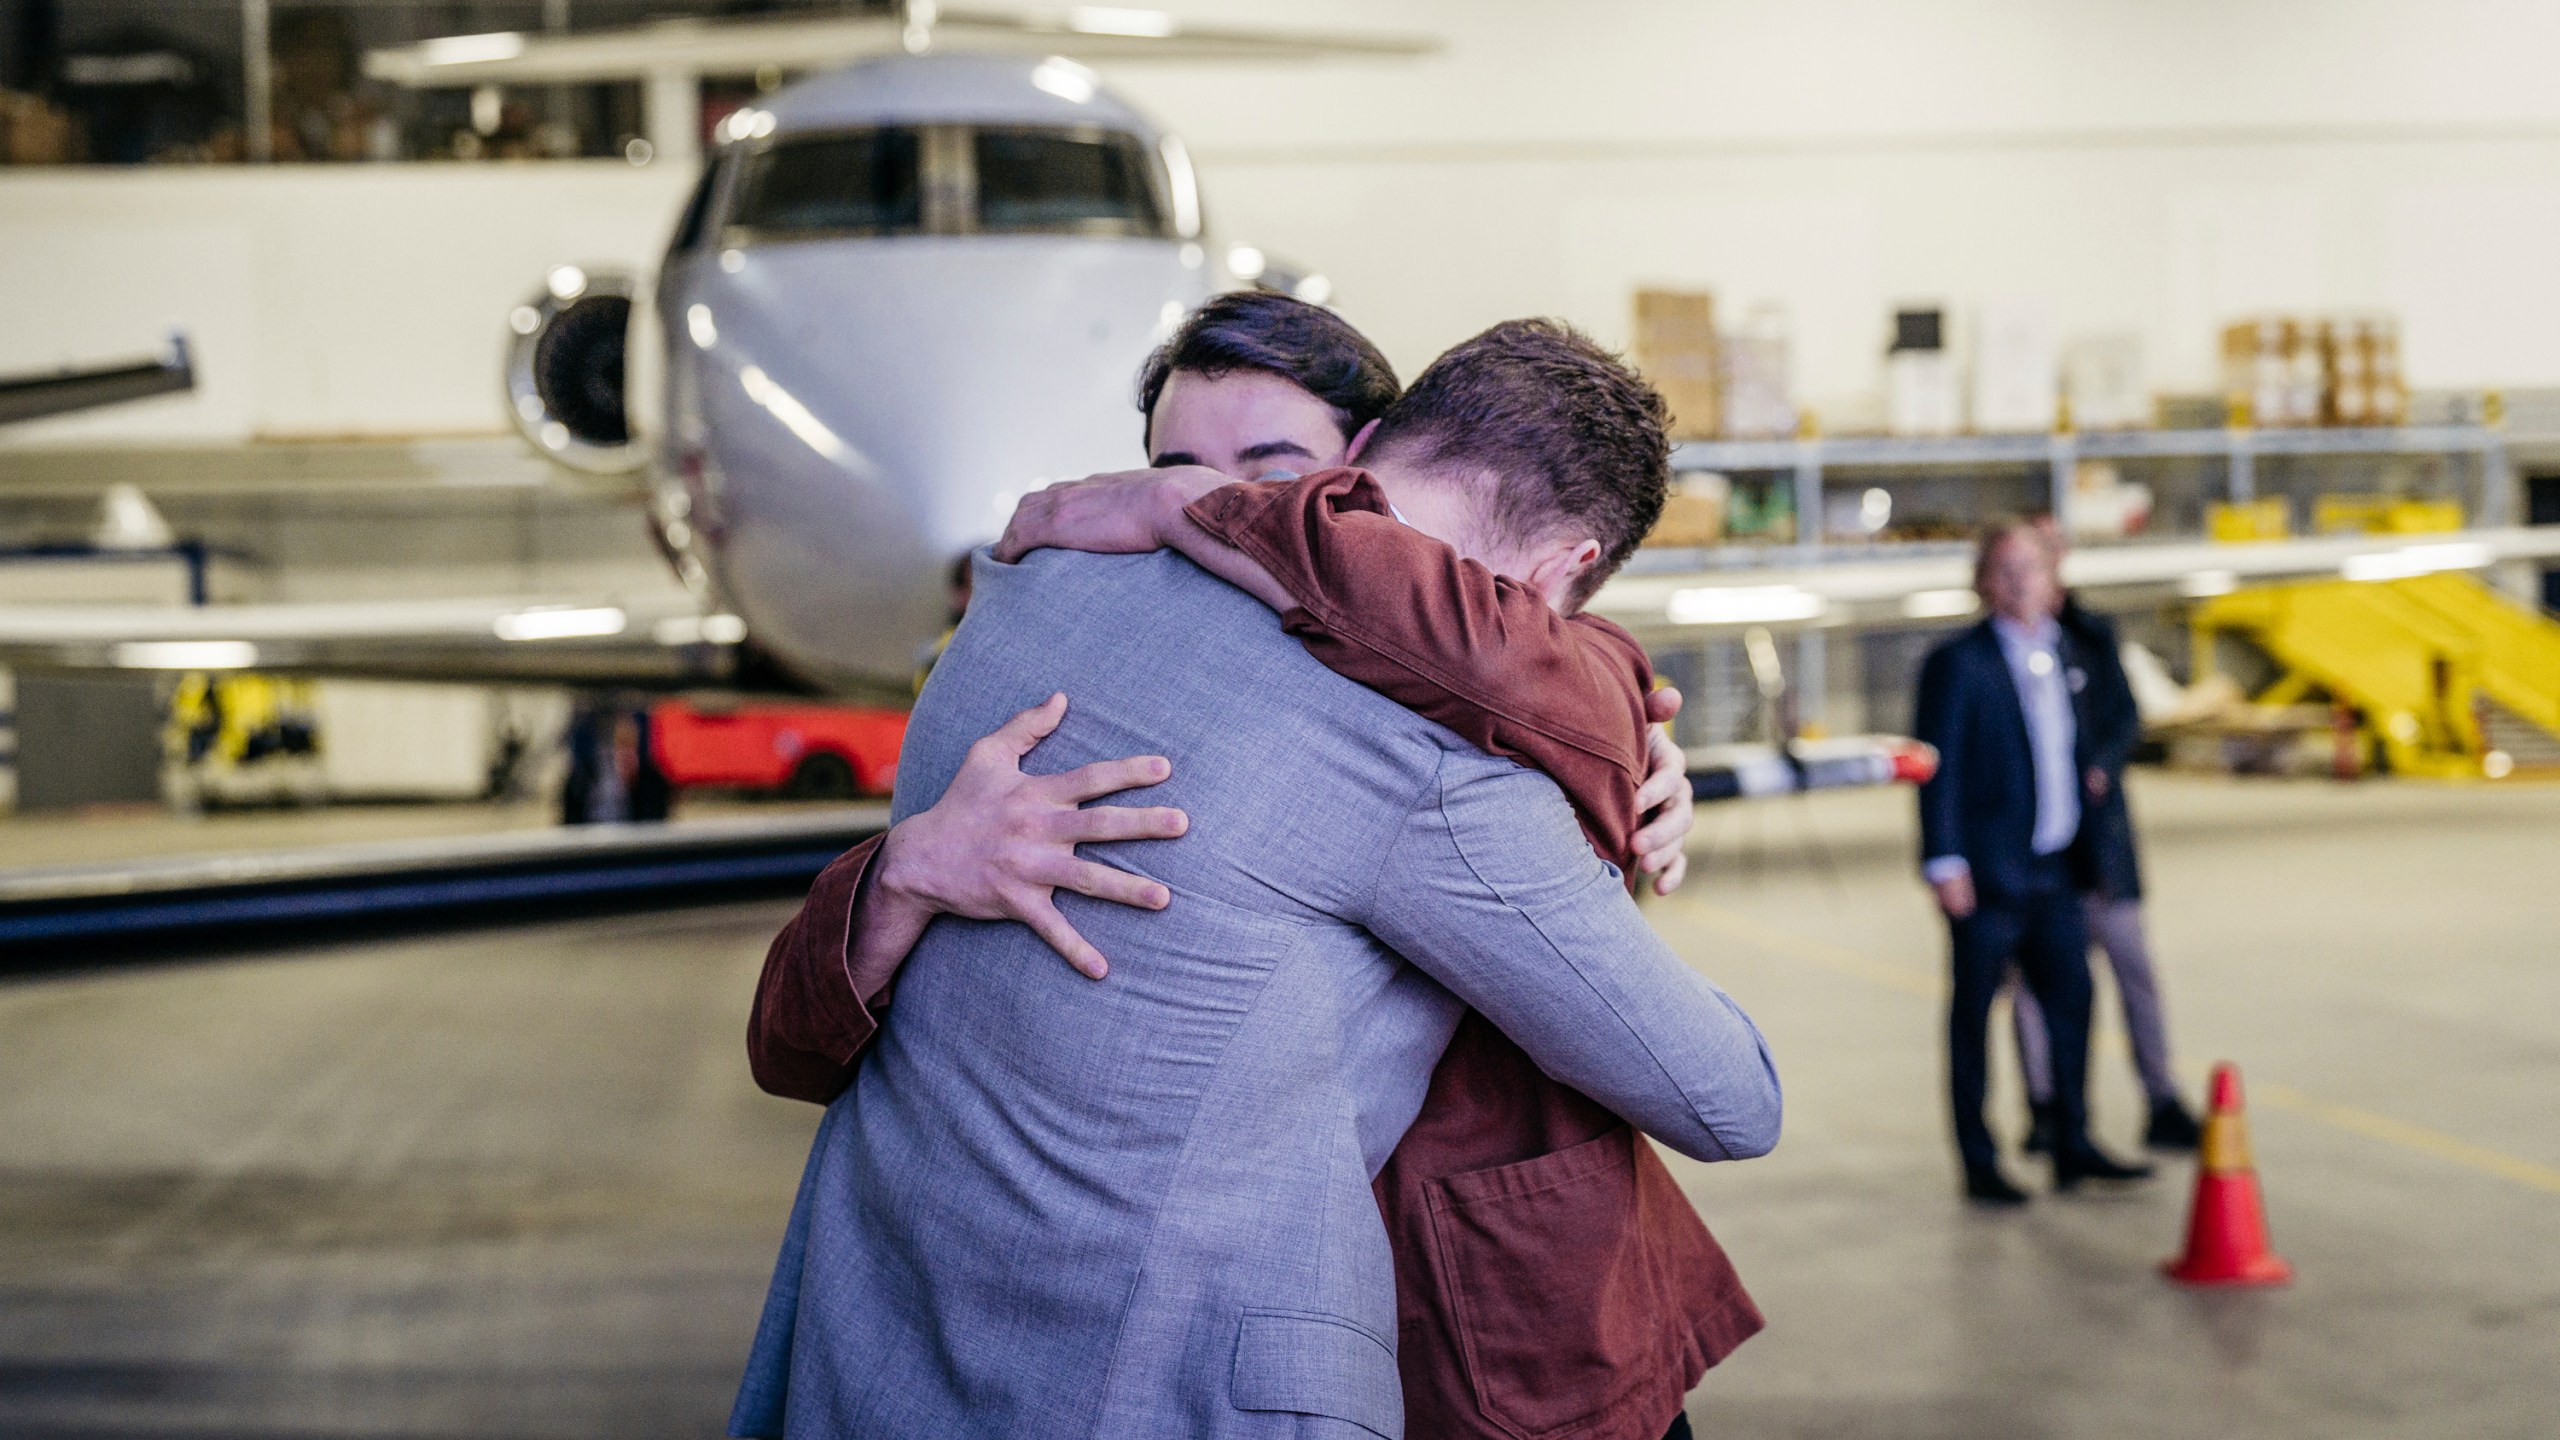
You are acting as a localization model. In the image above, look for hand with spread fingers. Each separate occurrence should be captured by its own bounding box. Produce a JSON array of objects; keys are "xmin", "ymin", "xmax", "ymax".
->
[
  {"xmin": 992, "ymin": 466, "xmax": 1230, "ymax": 564},
  {"xmin": 1631, "ymin": 685, "xmax": 1694, "ymax": 895},
  {"xmin": 857, "ymin": 693, "xmax": 1188, "ymax": 984}
]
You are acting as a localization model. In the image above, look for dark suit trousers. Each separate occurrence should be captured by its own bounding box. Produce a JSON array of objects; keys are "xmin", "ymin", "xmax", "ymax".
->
[{"xmin": 1947, "ymin": 855, "xmax": 2092, "ymax": 1172}]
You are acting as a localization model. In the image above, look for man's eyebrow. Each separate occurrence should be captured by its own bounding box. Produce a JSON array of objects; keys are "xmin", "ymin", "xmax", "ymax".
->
[
  {"xmin": 1236, "ymin": 439, "xmax": 1319, "ymax": 463},
  {"xmin": 1150, "ymin": 450, "xmax": 1200, "ymax": 468}
]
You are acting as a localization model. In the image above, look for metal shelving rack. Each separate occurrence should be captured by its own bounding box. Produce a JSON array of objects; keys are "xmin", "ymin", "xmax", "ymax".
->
[
  {"xmin": 1668, "ymin": 424, "xmax": 2513, "ymax": 561},
  {"xmin": 1654, "ymin": 424, "xmax": 2514, "ymax": 741}
]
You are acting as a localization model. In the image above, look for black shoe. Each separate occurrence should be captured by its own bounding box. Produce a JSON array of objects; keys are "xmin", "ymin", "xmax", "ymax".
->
[
  {"xmin": 1964, "ymin": 1165, "xmax": 2032, "ymax": 1206},
  {"xmin": 2053, "ymin": 1144, "xmax": 2155, "ymax": 1192},
  {"xmin": 2145, "ymin": 1097, "xmax": 2203, "ymax": 1151},
  {"xmin": 2022, "ymin": 1102, "xmax": 2055, "ymax": 1156}
]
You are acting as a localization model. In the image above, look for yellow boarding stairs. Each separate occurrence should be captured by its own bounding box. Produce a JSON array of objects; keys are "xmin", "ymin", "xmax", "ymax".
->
[{"xmin": 2192, "ymin": 501, "xmax": 2560, "ymax": 779}]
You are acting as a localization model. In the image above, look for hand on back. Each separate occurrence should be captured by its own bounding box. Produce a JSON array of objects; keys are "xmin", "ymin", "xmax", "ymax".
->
[
  {"xmin": 992, "ymin": 466, "xmax": 1231, "ymax": 563},
  {"xmin": 876, "ymin": 694, "xmax": 1188, "ymax": 979},
  {"xmin": 1632, "ymin": 686, "xmax": 1694, "ymax": 895}
]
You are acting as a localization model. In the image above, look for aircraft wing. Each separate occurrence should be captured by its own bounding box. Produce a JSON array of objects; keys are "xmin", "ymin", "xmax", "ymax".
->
[
  {"xmin": 0, "ymin": 594, "xmax": 748, "ymax": 689},
  {"xmin": 0, "ymin": 337, "xmax": 193, "ymax": 427},
  {"xmin": 1589, "ymin": 526, "xmax": 2560, "ymax": 641},
  {"xmin": 364, "ymin": 7, "xmax": 1435, "ymax": 87}
]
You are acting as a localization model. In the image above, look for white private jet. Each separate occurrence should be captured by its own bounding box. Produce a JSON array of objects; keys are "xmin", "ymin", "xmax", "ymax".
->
[{"xmin": 0, "ymin": 18, "xmax": 1407, "ymax": 695}]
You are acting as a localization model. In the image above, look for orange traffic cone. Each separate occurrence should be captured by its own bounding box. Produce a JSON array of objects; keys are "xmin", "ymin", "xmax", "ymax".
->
[{"xmin": 2164, "ymin": 1062, "xmax": 2292, "ymax": 1286}]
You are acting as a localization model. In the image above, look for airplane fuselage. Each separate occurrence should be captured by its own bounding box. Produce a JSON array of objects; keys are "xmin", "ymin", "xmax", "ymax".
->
[{"xmin": 650, "ymin": 54, "xmax": 1212, "ymax": 693}]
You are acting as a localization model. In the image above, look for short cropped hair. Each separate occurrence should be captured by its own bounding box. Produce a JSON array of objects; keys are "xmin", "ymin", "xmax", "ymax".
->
[
  {"xmin": 1365, "ymin": 319, "xmax": 1670, "ymax": 609},
  {"xmin": 1973, "ymin": 515, "xmax": 2055, "ymax": 585},
  {"xmin": 1136, "ymin": 291, "xmax": 1400, "ymax": 445}
]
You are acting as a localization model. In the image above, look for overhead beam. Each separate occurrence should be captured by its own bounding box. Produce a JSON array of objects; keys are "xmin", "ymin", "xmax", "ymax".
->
[{"xmin": 363, "ymin": 8, "xmax": 1435, "ymax": 88}]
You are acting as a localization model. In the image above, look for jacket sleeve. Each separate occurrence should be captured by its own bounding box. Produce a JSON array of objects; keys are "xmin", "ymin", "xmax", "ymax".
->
[
  {"xmin": 1185, "ymin": 470, "xmax": 1654, "ymax": 857},
  {"xmin": 747, "ymin": 834, "xmax": 890, "ymax": 1105},
  {"xmin": 1357, "ymin": 748, "xmax": 1782, "ymax": 1164},
  {"xmin": 2075, "ymin": 611, "xmax": 2142, "ymax": 779},
  {"xmin": 1912, "ymin": 643, "xmax": 1967, "ymax": 872}
]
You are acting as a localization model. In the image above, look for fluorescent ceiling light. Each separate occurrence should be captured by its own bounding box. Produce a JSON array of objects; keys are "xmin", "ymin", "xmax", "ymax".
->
[
  {"xmin": 2179, "ymin": 568, "xmax": 2239, "ymax": 598},
  {"xmin": 1667, "ymin": 585, "xmax": 1827, "ymax": 626},
  {"xmin": 494, "ymin": 605, "xmax": 626, "ymax": 642},
  {"xmin": 687, "ymin": 304, "xmax": 718, "ymax": 350},
  {"xmin": 546, "ymin": 265, "xmax": 587, "ymax": 302},
  {"xmin": 2340, "ymin": 542, "xmax": 2490, "ymax": 583},
  {"xmin": 420, "ymin": 31, "xmax": 527, "ymax": 66},
  {"xmin": 1900, "ymin": 588, "xmax": 1978, "ymax": 619},
  {"xmin": 1068, "ymin": 7, "xmax": 1178, "ymax": 37},
  {"xmin": 114, "ymin": 639, "xmax": 257, "ymax": 670},
  {"xmin": 1225, "ymin": 245, "xmax": 1266, "ymax": 281},
  {"xmin": 654, "ymin": 613, "xmax": 747, "ymax": 646}
]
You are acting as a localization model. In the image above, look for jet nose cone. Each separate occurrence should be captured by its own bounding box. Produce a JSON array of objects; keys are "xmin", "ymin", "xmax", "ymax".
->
[{"xmin": 687, "ymin": 235, "xmax": 1208, "ymax": 689}]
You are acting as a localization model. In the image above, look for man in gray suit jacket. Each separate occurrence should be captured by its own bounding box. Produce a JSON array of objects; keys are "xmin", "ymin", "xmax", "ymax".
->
[{"xmin": 732, "ymin": 322, "xmax": 1781, "ymax": 1440}]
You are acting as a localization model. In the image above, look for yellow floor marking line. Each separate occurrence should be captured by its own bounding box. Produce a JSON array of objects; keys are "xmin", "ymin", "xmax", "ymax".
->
[
  {"xmin": 2252, "ymin": 1083, "xmax": 2560, "ymax": 1197},
  {"xmin": 1667, "ymin": 897, "xmax": 2560, "ymax": 1198}
]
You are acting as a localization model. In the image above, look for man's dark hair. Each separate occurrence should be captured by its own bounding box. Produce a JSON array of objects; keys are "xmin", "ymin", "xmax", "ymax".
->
[
  {"xmin": 1136, "ymin": 291, "xmax": 1400, "ymax": 445},
  {"xmin": 1365, "ymin": 319, "xmax": 1670, "ymax": 609}
]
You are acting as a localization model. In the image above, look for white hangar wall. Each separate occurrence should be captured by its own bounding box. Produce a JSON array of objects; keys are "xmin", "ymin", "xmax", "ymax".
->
[
  {"xmin": 1129, "ymin": 0, "xmax": 2560, "ymax": 414},
  {"xmin": 0, "ymin": 165, "xmax": 695, "ymax": 445},
  {"xmin": 7, "ymin": 0, "xmax": 2560, "ymax": 440}
]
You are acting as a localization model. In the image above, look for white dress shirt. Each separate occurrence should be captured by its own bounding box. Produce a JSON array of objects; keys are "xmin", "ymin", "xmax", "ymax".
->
[{"xmin": 1924, "ymin": 614, "xmax": 2079, "ymax": 885}]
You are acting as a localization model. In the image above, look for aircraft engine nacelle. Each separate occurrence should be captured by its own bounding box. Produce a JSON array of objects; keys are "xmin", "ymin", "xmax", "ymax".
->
[{"xmin": 505, "ymin": 265, "xmax": 649, "ymax": 476}]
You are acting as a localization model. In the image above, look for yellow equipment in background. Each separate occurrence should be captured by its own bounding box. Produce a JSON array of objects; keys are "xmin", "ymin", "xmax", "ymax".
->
[
  {"xmin": 167, "ymin": 673, "xmax": 326, "ymax": 806},
  {"xmin": 2311, "ymin": 496, "xmax": 2465, "ymax": 536},
  {"xmin": 2190, "ymin": 574, "xmax": 2560, "ymax": 779},
  {"xmin": 2207, "ymin": 499, "xmax": 2292, "ymax": 543}
]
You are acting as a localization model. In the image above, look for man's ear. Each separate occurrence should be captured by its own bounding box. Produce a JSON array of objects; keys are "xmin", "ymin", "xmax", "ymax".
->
[
  {"xmin": 1522, "ymin": 537, "xmax": 1603, "ymax": 613},
  {"xmin": 1342, "ymin": 418, "xmax": 1381, "ymax": 464}
]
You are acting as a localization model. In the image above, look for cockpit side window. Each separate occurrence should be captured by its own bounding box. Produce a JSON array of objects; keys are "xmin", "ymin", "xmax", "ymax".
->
[
  {"xmin": 730, "ymin": 129, "xmax": 925, "ymax": 238},
  {"xmin": 972, "ymin": 127, "xmax": 1168, "ymax": 238},
  {"xmin": 665, "ymin": 157, "xmax": 723, "ymax": 258}
]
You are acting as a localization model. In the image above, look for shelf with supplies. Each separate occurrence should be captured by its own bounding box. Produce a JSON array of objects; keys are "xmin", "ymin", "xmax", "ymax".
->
[{"xmin": 1662, "ymin": 424, "xmax": 2514, "ymax": 561}]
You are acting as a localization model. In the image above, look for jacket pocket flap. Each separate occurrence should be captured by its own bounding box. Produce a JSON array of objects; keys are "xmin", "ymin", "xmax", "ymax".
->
[{"xmin": 1231, "ymin": 1309, "xmax": 1402, "ymax": 1438}]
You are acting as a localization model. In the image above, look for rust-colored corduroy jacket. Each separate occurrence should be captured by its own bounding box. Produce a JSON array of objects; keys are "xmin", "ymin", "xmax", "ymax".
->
[{"xmin": 748, "ymin": 469, "xmax": 1761, "ymax": 1440}]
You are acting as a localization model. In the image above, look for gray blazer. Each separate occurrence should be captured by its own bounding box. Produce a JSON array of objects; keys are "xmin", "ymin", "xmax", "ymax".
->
[{"xmin": 732, "ymin": 549, "xmax": 1780, "ymax": 1440}]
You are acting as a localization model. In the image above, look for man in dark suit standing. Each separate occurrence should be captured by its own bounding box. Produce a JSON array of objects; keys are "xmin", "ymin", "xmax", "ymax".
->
[{"xmin": 1914, "ymin": 520, "xmax": 2154, "ymax": 1205}]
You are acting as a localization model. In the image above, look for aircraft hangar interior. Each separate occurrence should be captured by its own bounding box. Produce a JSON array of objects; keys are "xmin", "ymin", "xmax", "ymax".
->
[{"xmin": 0, "ymin": 2, "xmax": 2554, "ymax": 1436}]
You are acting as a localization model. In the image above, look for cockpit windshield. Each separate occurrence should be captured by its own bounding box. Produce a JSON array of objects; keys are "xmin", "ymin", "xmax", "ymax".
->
[
  {"xmin": 973, "ymin": 128, "xmax": 1165, "ymax": 236},
  {"xmin": 731, "ymin": 129, "xmax": 925, "ymax": 237},
  {"xmin": 722, "ymin": 124, "xmax": 1172, "ymax": 244}
]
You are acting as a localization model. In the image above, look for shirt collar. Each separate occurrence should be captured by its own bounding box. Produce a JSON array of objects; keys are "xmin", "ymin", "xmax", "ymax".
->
[{"xmin": 1992, "ymin": 612, "xmax": 2060, "ymax": 651}]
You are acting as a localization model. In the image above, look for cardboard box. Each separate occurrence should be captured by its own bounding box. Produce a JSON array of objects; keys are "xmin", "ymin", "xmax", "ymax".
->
[
  {"xmin": 1887, "ymin": 350, "xmax": 1962, "ymax": 437},
  {"xmin": 1632, "ymin": 289, "xmax": 1721, "ymax": 440},
  {"xmin": 2065, "ymin": 335, "xmax": 2148, "ymax": 430},
  {"xmin": 2222, "ymin": 312, "xmax": 2407, "ymax": 428},
  {"xmin": 1972, "ymin": 300, "xmax": 2061, "ymax": 433},
  {"xmin": 1645, "ymin": 470, "xmax": 1729, "ymax": 547},
  {"xmin": 1719, "ymin": 329, "xmax": 1795, "ymax": 439},
  {"xmin": 0, "ymin": 89, "xmax": 73, "ymax": 165}
]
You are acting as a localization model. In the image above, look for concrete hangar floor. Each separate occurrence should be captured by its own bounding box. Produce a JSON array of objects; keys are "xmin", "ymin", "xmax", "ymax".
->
[{"xmin": 0, "ymin": 774, "xmax": 2552, "ymax": 1439}]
